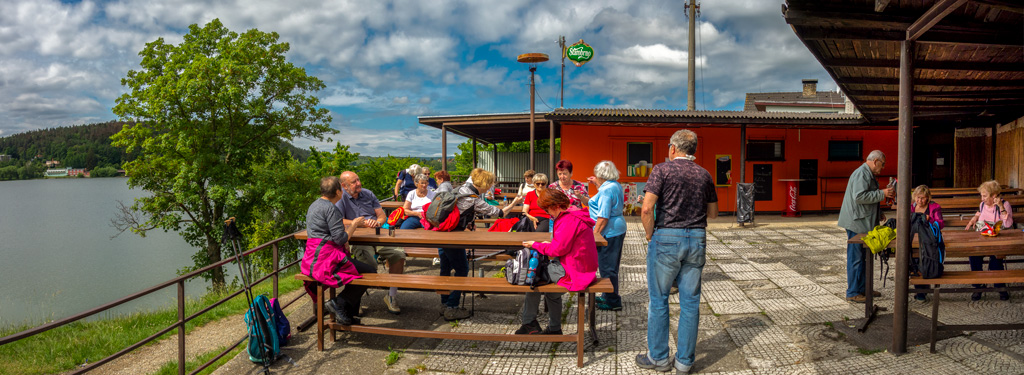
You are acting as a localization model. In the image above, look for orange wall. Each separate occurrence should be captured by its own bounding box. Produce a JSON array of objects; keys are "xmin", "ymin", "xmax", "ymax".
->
[{"xmin": 561, "ymin": 124, "xmax": 899, "ymax": 212}]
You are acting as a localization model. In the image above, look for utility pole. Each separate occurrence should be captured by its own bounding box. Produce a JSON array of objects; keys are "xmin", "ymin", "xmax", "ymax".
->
[
  {"xmin": 559, "ymin": 36, "xmax": 566, "ymax": 108},
  {"xmin": 686, "ymin": 2, "xmax": 699, "ymax": 111}
]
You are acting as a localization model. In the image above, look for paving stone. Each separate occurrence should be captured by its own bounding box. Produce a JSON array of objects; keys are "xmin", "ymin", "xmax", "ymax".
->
[
  {"xmin": 782, "ymin": 284, "xmax": 833, "ymax": 297},
  {"xmin": 728, "ymin": 271, "xmax": 768, "ymax": 281},
  {"xmin": 794, "ymin": 294, "xmax": 850, "ymax": 309},
  {"xmin": 960, "ymin": 350, "xmax": 1024, "ymax": 374},
  {"xmin": 703, "ymin": 281, "xmax": 748, "ymax": 302},
  {"xmin": 725, "ymin": 325, "xmax": 804, "ymax": 368},
  {"xmin": 719, "ymin": 263, "xmax": 758, "ymax": 273},
  {"xmin": 771, "ymin": 277, "xmax": 816, "ymax": 287},
  {"xmin": 934, "ymin": 336, "xmax": 995, "ymax": 361},
  {"xmin": 760, "ymin": 269, "xmax": 804, "ymax": 279},
  {"xmin": 708, "ymin": 299, "xmax": 762, "ymax": 315},
  {"xmin": 744, "ymin": 289, "xmax": 789, "ymax": 300}
]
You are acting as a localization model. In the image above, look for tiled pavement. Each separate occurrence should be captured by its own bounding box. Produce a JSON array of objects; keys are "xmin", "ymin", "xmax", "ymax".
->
[{"xmin": 217, "ymin": 217, "xmax": 1024, "ymax": 374}]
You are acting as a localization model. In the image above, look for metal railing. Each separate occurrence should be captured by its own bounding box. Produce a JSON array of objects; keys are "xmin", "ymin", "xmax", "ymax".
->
[{"xmin": 0, "ymin": 230, "xmax": 306, "ymax": 375}]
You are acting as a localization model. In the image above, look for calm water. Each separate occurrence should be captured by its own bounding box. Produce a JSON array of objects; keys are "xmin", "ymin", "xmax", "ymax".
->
[{"xmin": 0, "ymin": 178, "xmax": 233, "ymax": 328}]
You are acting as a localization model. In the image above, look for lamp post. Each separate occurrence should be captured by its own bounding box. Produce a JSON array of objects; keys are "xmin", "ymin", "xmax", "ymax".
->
[{"xmin": 517, "ymin": 53, "xmax": 548, "ymax": 173}]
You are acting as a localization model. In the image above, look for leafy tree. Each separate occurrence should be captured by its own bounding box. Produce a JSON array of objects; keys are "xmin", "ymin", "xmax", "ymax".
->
[
  {"xmin": 90, "ymin": 166, "xmax": 119, "ymax": 178},
  {"xmin": 357, "ymin": 155, "xmax": 419, "ymax": 201},
  {"xmin": 110, "ymin": 19, "xmax": 333, "ymax": 289}
]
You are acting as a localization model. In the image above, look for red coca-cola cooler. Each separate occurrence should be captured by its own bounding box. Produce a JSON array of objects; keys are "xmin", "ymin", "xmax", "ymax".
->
[{"xmin": 778, "ymin": 179, "xmax": 806, "ymax": 217}]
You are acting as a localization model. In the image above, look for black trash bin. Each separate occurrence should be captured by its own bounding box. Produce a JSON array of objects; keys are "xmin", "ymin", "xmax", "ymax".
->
[{"xmin": 736, "ymin": 183, "xmax": 755, "ymax": 224}]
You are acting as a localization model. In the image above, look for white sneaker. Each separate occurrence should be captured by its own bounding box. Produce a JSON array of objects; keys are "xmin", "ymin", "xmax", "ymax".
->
[
  {"xmin": 383, "ymin": 295, "xmax": 400, "ymax": 314},
  {"xmin": 432, "ymin": 257, "xmax": 441, "ymax": 265}
]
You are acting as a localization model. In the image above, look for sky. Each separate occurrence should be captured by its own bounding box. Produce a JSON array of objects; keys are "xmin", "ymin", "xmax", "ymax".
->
[{"xmin": 0, "ymin": 0, "xmax": 837, "ymax": 157}]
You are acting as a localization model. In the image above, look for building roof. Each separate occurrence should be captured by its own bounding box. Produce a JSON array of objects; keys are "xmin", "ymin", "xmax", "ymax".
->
[
  {"xmin": 419, "ymin": 108, "xmax": 874, "ymax": 144},
  {"xmin": 743, "ymin": 91, "xmax": 847, "ymax": 111},
  {"xmin": 783, "ymin": 0, "xmax": 1024, "ymax": 126},
  {"xmin": 547, "ymin": 108, "xmax": 867, "ymax": 127}
]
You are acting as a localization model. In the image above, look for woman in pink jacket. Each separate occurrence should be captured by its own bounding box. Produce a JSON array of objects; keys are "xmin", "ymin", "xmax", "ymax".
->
[
  {"xmin": 301, "ymin": 176, "xmax": 373, "ymax": 325},
  {"xmin": 517, "ymin": 190, "xmax": 599, "ymax": 335}
]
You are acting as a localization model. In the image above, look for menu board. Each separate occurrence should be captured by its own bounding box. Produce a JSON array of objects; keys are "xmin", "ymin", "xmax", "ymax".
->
[{"xmin": 753, "ymin": 164, "xmax": 772, "ymax": 201}]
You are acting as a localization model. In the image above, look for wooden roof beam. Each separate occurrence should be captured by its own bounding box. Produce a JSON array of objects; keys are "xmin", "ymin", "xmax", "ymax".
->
[
  {"xmin": 847, "ymin": 89, "xmax": 1024, "ymax": 98},
  {"xmin": 844, "ymin": 77, "xmax": 1024, "ymax": 87},
  {"xmin": 875, "ymin": 0, "xmax": 892, "ymax": 12},
  {"xmin": 908, "ymin": 0, "xmax": 969, "ymax": 41},
  {"xmin": 826, "ymin": 58, "xmax": 1024, "ymax": 72},
  {"xmin": 971, "ymin": 0, "xmax": 1024, "ymax": 14},
  {"xmin": 797, "ymin": 28, "xmax": 1022, "ymax": 47}
]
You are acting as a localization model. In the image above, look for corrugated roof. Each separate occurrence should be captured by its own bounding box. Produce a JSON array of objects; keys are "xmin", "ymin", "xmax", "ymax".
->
[{"xmin": 549, "ymin": 108, "xmax": 862, "ymax": 121}]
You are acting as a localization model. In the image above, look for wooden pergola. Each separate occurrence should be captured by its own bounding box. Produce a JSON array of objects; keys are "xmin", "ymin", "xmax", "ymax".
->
[
  {"xmin": 418, "ymin": 112, "xmax": 558, "ymax": 176},
  {"xmin": 784, "ymin": 0, "xmax": 1024, "ymax": 354}
]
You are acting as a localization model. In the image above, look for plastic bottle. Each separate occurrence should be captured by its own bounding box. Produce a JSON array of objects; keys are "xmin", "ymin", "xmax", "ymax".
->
[{"xmin": 526, "ymin": 250, "xmax": 539, "ymax": 284}]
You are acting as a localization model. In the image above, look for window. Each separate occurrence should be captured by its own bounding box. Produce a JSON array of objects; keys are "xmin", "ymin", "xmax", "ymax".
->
[
  {"xmin": 746, "ymin": 140, "xmax": 785, "ymax": 161},
  {"xmin": 626, "ymin": 142, "xmax": 652, "ymax": 165},
  {"xmin": 828, "ymin": 140, "xmax": 863, "ymax": 161}
]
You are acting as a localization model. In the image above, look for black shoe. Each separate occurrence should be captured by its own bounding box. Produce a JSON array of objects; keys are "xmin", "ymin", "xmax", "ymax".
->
[
  {"xmin": 971, "ymin": 292, "xmax": 982, "ymax": 301},
  {"xmin": 540, "ymin": 327, "xmax": 563, "ymax": 335},
  {"xmin": 914, "ymin": 293, "xmax": 927, "ymax": 302},
  {"xmin": 999, "ymin": 292, "xmax": 1010, "ymax": 301},
  {"xmin": 325, "ymin": 299, "xmax": 353, "ymax": 326},
  {"xmin": 515, "ymin": 320, "xmax": 542, "ymax": 335}
]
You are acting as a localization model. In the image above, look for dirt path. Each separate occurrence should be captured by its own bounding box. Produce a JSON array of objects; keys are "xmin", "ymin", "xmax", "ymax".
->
[{"xmin": 80, "ymin": 288, "xmax": 306, "ymax": 375}]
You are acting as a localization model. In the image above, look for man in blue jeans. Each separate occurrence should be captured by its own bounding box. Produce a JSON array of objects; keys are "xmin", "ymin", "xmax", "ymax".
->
[
  {"xmin": 836, "ymin": 150, "xmax": 893, "ymax": 303},
  {"xmin": 637, "ymin": 129, "xmax": 718, "ymax": 373}
]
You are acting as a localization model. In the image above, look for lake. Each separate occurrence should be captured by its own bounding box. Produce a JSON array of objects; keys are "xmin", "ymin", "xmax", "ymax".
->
[{"xmin": 0, "ymin": 178, "xmax": 248, "ymax": 328}]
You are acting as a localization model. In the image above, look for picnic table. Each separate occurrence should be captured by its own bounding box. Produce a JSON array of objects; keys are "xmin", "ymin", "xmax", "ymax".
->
[
  {"xmin": 847, "ymin": 230, "xmax": 1024, "ymax": 330},
  {"xmin": 294, "ymin": 228, "xmax": 607, "ymax": 249}
]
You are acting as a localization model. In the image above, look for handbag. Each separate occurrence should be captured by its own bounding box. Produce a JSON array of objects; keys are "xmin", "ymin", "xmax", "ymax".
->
[{"xmin": 545, "ymin": 257, "xmax": 566, "ymax": 283}]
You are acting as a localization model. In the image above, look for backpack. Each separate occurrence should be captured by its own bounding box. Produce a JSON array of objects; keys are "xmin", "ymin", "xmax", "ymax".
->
[
  {"xmin": 244, "ymin": 294, "xmax": 280, "ymax": 363},
  {"xmin": 423, "ymin": 192, "xmax": 476, "ymax": 229},
  {"xmin": 912, "ymin": 212, "xmax": 945, "ymax": 279},
  {"xmin": 269, "ymin": 297, "xmax": 291, "ymax": 346},
  {"xmin": 505, "ymin": 248, "xmax": 551, "ymax": 289}
]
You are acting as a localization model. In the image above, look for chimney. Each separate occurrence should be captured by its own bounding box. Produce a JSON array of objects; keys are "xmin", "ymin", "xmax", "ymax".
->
[{"xmin": 802, "ymin": 79, "xmax": 818, "ymax": 98}]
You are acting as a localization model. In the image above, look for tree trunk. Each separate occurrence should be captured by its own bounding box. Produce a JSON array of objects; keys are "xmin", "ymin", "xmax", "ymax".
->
[{"xmin": 206, "ymin": 236, "xmax": 225, "ymax": 291}]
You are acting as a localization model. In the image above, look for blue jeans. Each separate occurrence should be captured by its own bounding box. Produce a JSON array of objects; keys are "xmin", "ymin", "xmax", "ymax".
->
[
  {"xmin": 647, "ymin": 228, "xmax": 706, "ymax": 367},
  {"xmin": 439, "ymin": 248, "xmax": 468, "ymax": 307},
  {"xmin": 846, "ymin": 229, "xmax": 866, "ymax": 298},
  {"xmin": 399, "ymin": 217, "xmax": 423, "ymax": 230},
  {"xmin": 598, "ymin": 233, "xmax": 626, "ymax": 305}
]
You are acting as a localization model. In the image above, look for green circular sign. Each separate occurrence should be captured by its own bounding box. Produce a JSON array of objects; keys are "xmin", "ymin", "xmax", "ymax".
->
[{"xmin": 566, "ymin": 40, "xmax": 594, "ymax": 67}]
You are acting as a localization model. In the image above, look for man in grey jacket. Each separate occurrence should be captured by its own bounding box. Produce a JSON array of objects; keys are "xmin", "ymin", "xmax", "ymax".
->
[{"xmin": 837, "ymin": 150, "xmax": 894, "ymax": 303}]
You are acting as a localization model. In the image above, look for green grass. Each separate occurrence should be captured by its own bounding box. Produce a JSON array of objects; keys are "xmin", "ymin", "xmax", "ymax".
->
[
  {"xmin": 385, "ymin": 346, "xmax": 404, "ymax": 366},
  {"xmin": 857, "ymin": 348, "xmax": 884, "ymax": 355},
  {"xmin": 0, "ymin": 270, "xmax": 302, "ymax": 375},
  {"xmin": 153, "ymin": 345, "xmax": 245, "ymax": 375}
]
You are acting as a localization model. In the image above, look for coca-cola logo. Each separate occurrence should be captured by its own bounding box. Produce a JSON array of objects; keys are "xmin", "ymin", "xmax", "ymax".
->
[{"xmin": 787, "ymin": 185, "xmax": 798, "ymax": 211}]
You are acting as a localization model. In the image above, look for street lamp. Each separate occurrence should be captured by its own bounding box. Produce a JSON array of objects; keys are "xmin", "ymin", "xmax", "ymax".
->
[{"xmin": 517, "ymin": 53, "xmax": 548, "ymax": 173}]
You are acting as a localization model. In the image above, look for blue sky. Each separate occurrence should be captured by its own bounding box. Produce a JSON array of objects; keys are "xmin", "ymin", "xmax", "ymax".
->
[{"xmin": 0, "ymin": 0, "xmax": 836, "ymax": 157}]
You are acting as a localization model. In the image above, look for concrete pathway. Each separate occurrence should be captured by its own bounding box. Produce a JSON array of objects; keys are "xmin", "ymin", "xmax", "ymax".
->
[{"xmin": 213, "ymin": 214, "xmax": 1024, "ymax": 375}]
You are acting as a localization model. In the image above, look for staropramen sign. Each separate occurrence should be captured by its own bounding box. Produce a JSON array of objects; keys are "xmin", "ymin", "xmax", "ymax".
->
[{"xmin": 565, "ymin": 39, "xmax": 594, "ymax": 67}]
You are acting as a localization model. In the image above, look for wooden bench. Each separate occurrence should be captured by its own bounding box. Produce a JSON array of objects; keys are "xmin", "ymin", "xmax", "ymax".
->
[
  {"xmin": 295, "ymin": 273, "xmax": 614, "ymax": 367},
  {"xmin": 909, "ymin": 270, "xmax": 1024, "ymax": 353}
]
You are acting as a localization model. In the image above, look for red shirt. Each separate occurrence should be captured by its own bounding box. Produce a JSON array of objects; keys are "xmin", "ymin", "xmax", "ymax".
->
[{"xmin": 524, "ymin": 190, "xmax": 551, "ymax": 218}]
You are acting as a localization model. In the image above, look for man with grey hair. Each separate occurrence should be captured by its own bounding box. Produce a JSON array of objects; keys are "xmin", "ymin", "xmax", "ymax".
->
[
  {"xmin": 837, "ymin": 150, "xmax": 894, "ymax": 303},
  {"xmin": 637, "ymin": 129, "xmax": 718, "ymax": 373},
  {"xmin": 338, "ymin": 171, "xmax": 407, "ymax": 314}
]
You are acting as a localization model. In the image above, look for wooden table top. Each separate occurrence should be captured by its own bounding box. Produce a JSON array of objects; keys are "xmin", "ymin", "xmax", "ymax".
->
[
  {"xmin": 929, "ymin": 195, "xmax": 1024, "ymax": 210},
  {"xmin": 294, "ymin": 228, "xmax": 607, "ymax": 249},
  {"xmin": 849, "ymin": 230, "xmax": 1024, "ymax": 256},
  {"xmin": 382, "ymin": 200, "xmax": 523, "ymax": 210}
]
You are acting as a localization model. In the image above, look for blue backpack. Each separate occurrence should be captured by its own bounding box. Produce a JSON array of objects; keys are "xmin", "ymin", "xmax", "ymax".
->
[
  {"xmin": 912, "ymin": 212, "xmax": 945, "ymax": 279},
  {"xmin": 269, "ymin": 297, "xmax": 291, "ymax": 346},
  {"xmin": 244, "ymin": 294, "xmax": 280, "ymax": 363}
]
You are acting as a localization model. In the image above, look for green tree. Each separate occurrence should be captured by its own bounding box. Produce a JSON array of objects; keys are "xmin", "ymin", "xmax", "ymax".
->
[{"xmin": 110, "ymin": 19, "xmax": 333, "ymax": 289}]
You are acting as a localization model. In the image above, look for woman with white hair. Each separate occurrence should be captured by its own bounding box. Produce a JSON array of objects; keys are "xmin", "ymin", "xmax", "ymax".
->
[
  {"xmin": 587, "ymin": 161, "xmax": 627, "ymax": 311},
  {"xmin": 394, "ymin": 163, "xmax": 421, "ymax": 200}
]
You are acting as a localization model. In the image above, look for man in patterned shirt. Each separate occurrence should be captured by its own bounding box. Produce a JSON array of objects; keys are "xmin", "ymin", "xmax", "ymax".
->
[{"xmin": 636, "ymin": 129, "xmax": 718, "ymax": 373}]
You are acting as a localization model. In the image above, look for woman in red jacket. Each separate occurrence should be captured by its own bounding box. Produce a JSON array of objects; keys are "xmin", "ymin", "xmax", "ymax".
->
[{"xmin": 516, "ymin": 190, "xmax": 599, "ymax": 335}]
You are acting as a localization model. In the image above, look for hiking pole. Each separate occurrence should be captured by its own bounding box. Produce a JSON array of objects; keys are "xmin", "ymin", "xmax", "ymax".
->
[{"xmin": 224, "ymin": 218, "xmax": 271, "ymax": 373}]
